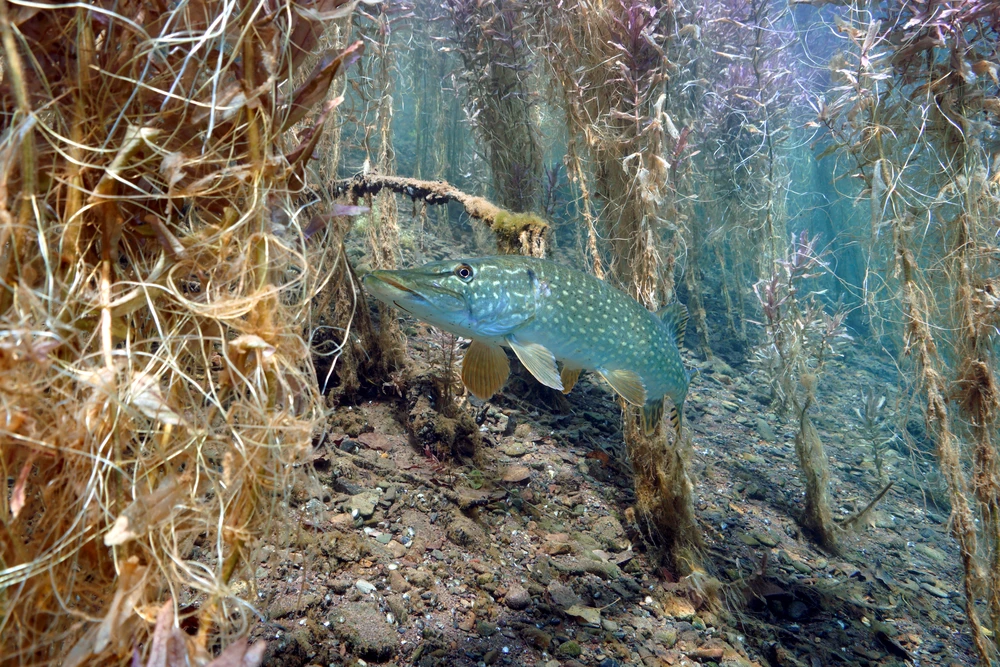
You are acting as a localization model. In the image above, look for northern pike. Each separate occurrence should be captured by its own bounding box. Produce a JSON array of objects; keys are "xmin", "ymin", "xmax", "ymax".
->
[{"xmin": 362, "ymin": 256, "xmax": 692, "ymax": 436}]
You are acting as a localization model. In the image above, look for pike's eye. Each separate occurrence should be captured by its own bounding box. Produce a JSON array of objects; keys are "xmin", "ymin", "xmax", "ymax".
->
[{"xmin": 455, "ymin": 264, "xmax": 474, "ymax": 281}]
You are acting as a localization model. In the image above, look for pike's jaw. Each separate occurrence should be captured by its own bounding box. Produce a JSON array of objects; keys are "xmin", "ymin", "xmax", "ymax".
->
[{"xmin": 363, "ymin": 272, "xmax": 473, "ymax": 333}]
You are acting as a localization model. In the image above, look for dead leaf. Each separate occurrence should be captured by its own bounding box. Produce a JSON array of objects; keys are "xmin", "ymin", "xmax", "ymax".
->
[
  {"xmin": 501, "ymin": 465, "xmax": 531, "ymax": 483},
  {"xmin": 127, "ymin": 371, "xmax": 182, "ymax": 425},
  {"xmin": 105, "ymin": 476, "xmax": 186, "ymax": 546},
  {"xmin": 146, "ymin": 599, "xmax": 187, "ymax": 667},
  {"xmin": 565, "ymin": 604, "xmax": 602, "ymax": 626},
  {"xmin": 357, "ymin": 432, "xmax": 403, "ymax": 451},
  {"xmin": 279, "ymin": 41, "xmax": 364, "ymax": 132},
  {"xmin": 206, "ymin": 637, "xmax": 267, "ymax": 667},
  {"xmin": 10, "ymin": 454, "xmax": 36, "ymax": 519},
  {"xmin": 230, "ymin": 335, "xmax": 276, "ymax": 359},
  {"xmin": 95, "ymin": 556, "xmax": 148, "ymax": 653}
]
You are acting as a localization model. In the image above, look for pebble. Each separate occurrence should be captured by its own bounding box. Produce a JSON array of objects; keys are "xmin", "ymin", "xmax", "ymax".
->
[
  {"xmin": 756, "ymin": 417, "xmax": 776, "ymax": 442},
  {"xmin": 753, "ymin": 530, "xmax": 780, "ymax": 547},
  {"xmin": 556, "ymin": 640, "xmax": 582, "ymax": 657},
  {"xmin": 331, "ymin": 602, "xmax": 399, "ymax": 662},
  {"xmin": 548, "ymin": 581, "xmax": 584, "ymax": 609},
  {"xmin": 920, "ymin": 582, "xmax": 950, "ymax": 598},
  {"xmin": 355, "ymin": 579, "xmax": 376, "ymax": 594},
  {"xmin": 389, "ymin": 570, "xmax": 410, "ymax": 593},
  {"xmin": 330, "ymin": 577, "xmax": 352, "ymax": 594},
  {"xmin": 505, "ymin": 583, "xmax": 532, "ymax": 610},
  {"xmin": 345, "ymin": 489, "xmax": 380, "ymax": 519},
  {"xmin": 502, "ymin": 441, "xmax": 529, "ymax": 457},
  {"xmin": 660, "ymin": 594, "xmax": 696, "ymax": 621}
]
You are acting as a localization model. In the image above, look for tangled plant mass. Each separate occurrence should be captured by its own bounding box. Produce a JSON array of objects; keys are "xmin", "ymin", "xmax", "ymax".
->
[{"xmin": 0, "ymin": 1, "xmax": 361, "ymax": 664}]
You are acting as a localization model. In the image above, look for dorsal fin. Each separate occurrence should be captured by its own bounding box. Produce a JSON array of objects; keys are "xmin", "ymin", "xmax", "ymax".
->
[{"xmin": 656, "ymin": 302, "xmax": 689, "ymax": 347}]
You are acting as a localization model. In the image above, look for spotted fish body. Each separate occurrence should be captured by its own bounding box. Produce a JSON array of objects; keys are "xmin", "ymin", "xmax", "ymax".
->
[{"xmin": 362, "ymin": 256, "xmax": 692, "ymax": 435}]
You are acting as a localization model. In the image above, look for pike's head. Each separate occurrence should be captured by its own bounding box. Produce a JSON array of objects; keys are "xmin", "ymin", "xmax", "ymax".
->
[{"xmin": 362, "ymin": 257, "xmax": 539, "ymax": 340}]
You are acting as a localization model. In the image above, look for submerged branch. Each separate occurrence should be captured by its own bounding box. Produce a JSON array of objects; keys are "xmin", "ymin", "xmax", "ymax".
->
[
  {"xmin": 837, "ymin": 482, "xmax": 894, "ymax": 530},
  {"xmin": 332, "ymin": 173, "xmax": 548, "ymax": 257}
]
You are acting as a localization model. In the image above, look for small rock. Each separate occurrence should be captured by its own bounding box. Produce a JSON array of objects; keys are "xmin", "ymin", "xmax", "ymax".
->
[
  {"xmin": 387, "ymin": 539, "xmax": 407, "ymax": 559},
  {"xmin": 501, "ymin": 441, "xmax": 529, "ymax": 457},
  {"xmin": 330, "ymin": 577, "xmax": 352, "ymax": 594},
  {"xmin": 521, "ymin": 627, "xmax": 552, "ymax": 651},
  {"xmin": 753, "ymin": 530, "xmax": 780, "ymax": 547},
  {"xmin": 355, "ymin": 579, "xmax": 376, "ymax": 595},
  {"xmin": 920, "ymin": 582, "xmax": 950, "ymax": 598},
  {"xmin": 914, "ymin": 544, "xmax": 947, "ymax": 563},
  {"xmin": 654, "ymin": 627, "xmax": 677, "ymax": 648},
  {"xmin": 548, "ymin": 581, "xmax": 584, "ymax": 610},
  {"xmin": 505, "ymin": 583, "xmax": 532, "ymax": 610},
  {"xmin": 601, "ymin": 619, "xmax": 619, "ymax": 632},
  {"xmin": 407, "ymin": 568, "xmax": 434, "ymax": 589},
  {"xmin": 447, "ymin": 515, "xmax": 486, "ymax": 547},
  {"xmin": 346, "ymin": 489, "xmax": 381, "ymax": 519},
  {"xmin": 756, "ymin": 417, "xmax": 776, "ymax": 442},
  {"xmin": 387, "ymin": 594, "xmax": 408, "ymax": 624},
  {"xmin": 542, "ymin": 532, "xmax": 573, "ymax": 555},
  {"xmin": 591, "ymin": 515, "xmax": 626, "ymax": 549},
  {"xmin": 331, "ymin": 602, "xmax": 399, "ymax": 662},
  {"xmin": 389, "ymin": 570, "xmax": 411, "ymax": 593},
  {"xmin": 557, "ymin": 640, "xmax": 583, "ymax": 658},
  {"xmin": 660, "ymin": 594, "xmax": 696, "ymax": 621},
  {"xmin": 477, "ymin": 620, "xmax": 498, "ymax": 637}
]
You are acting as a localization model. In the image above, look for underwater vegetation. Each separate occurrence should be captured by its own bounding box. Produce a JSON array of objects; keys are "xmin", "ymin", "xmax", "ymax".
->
[{"xmin": 1, "ymin": 0, "xmax": 999, "ymax": 664}]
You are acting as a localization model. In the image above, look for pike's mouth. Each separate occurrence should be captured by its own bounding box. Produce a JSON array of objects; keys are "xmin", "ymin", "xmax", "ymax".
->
[
  {"xmin": 366, "ymin": 273, "xmax": 428, "ymax": 303},
  {"xmin": 378, "ymin": 275, "xmax": 418, "ymax": 295}
]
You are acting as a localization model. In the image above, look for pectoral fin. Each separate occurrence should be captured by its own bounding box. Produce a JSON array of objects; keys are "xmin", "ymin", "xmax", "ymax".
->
[
  {"xmin": 597, "ymin": 368, "xmax": 646, "ymax": 406},
  {"xmin": 507, "ymin": 336, "xmax": 563, "ymax": 391},
  {"xmin": 461, "ymin": 340, "xmax": 510, "ymax": 399},
  {"xmin": 560, "ymin": 366, "xmax": 583, "ymax": 394},
  {"xmin": 642, "ymin": 398, "xmax": 664, "ymax": 436}
]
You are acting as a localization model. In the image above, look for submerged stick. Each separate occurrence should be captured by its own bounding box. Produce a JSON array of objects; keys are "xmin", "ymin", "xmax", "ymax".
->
[
  {"xmin": 837, "ymin": 481, "xmax": 894, "ymax": 529},
  {"xmin": 332, "ymin": 173, "xmax": 548, "ymax": 257}
]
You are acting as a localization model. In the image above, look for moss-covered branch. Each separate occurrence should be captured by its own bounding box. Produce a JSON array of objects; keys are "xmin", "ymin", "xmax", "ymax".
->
[{"xmin": 332, "ymin": 173, "xmax": 547, "ymax": 257}]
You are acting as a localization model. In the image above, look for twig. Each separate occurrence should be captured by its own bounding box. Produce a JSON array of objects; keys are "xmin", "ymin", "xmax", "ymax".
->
[{"xmin": 837, "ymin": 482, "xmax": 894, "ymax": 529}]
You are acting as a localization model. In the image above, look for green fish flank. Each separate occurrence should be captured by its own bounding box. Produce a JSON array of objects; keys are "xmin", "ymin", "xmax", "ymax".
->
[{"xmin": 362, "ymin": 256, "xmax": 692, "ymax": 436}]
